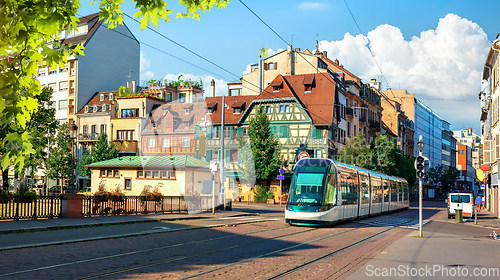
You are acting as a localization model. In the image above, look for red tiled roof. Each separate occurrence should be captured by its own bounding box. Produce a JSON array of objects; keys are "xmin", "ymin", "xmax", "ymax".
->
[
  {"xmin": 204, "ymin": 96, "xmax": 255, "ymax": 125},
  {"xmin": 257, "ymin": 73, "xmax": 337, "ymax": 125},
  {"xmin": 143, "ymin": 102, "xmax": 205, "ymax": 134},
  {"xmin": 76, "ymin": 90, "xmax": 118, "ymax": 114}
]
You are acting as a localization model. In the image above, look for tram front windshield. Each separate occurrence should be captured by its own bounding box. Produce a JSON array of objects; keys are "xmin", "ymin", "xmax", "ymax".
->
[{"xmin": 289, "ymin": 165, "xmax": 328, "ymax": 205}]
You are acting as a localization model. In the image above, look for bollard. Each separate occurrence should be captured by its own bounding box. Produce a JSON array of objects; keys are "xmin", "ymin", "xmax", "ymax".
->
[
  {"xmin": 248, "ymin": 195, "xmax": 250, "ymax": 205},
  {"xmin": 455, "ymin": 209, "xmax": 463, "ymax": 223}
]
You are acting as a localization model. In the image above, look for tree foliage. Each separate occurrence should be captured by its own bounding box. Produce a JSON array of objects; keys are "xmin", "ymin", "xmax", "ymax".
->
[
  {"xmin": 248, "ymin": 105, "xmax": 284, "ymax": 184},
  {"xmin": 46, "ymin": 124, "xmax": 73, "ymax": 193},
  {"xmin": 337, "ymin": 134, "xmax": 416, "ymax": 189},
  {"xmin": 78, "ymin": 133, "xmax": 120, "ymax": 178},
  {"xmin": 0, "ymin": 0, "xmax": 228, "ymax": 175},
  {"xmin": 426, "ymin": 164, "xmax": 459, "ymax": 193},
  {"xmin": 338, "ymin": 134, "xmax": 373, "ymax": 169},
  {"xmin": 234, "ymin": 135, "xmax": 256, "ymax": 189}
]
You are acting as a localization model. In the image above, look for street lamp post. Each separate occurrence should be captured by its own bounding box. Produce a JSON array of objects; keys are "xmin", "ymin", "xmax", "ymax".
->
[{"xmin": 69, "ymin": 123, "xmax": 78, "ymax": 194}]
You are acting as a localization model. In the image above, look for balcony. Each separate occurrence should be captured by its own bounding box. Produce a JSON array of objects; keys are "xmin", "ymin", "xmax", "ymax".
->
[
  {"xmin": 369, "ymin": 120, "xmax": 381, "ymax": 131},
  {"xmin": 77, "ymin": 133, "xmax": 101, "ymax": 142},
  {"xmin": 113, "ymin": 140, "xmax": 138, "ymax": 153},
  {"xmin": 406, "ymin": 139, "xmax": 415, "ymax": 146},
  {"xmin": 359, "ymin": 116, "xmax": 366, "ymax": 123},
  {"xmin": 70, "ymin": 88, "xmax": 75, "ymax": 95},
  {"xmin": 346, "ymin": 107, "xmax": 353, "ymax": 117}
]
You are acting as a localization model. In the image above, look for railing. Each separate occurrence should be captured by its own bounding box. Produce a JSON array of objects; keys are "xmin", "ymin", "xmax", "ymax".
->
[
  {"xmin": 82, "ymin": 196, "xmax": 189, "ymax": 217},
  {"xmin": 346, "ymin": 107, "xmax": 353, "ymax": 117},
  {"xmin": 0, "ymin": 195, "xmax": 64, "ymax": 220},
  {"xmin": 359, "ymin": 116, "xmax": 366, "ymax": 123},
  {"xmin": 78, "ymin": 133, "xmax": 101, "ymax": 141},
  {"xmin": 370, "ymin": 120, "xmax": 381, "ymax": 130}
]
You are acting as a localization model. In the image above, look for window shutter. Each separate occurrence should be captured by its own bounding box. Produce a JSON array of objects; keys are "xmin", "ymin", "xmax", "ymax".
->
[
  {"xmin": 271, "ymin": 126, "xmax": 278, "ymax": 138},
  {"xmin": 195, "ymin": 150, "xmax": 199, "ymax": 159},
  {"xmin": 238, "ymin": 149, "xmax": 242, "ymax": 163},
  {"xmin": 275, "ymin": 62, "xmax": 278, "ymax": 69},
  {"xmin": 496, "ymin": 134, "xmax": 500, "ymax": 160},
  {"xmin": 206, "ymin": 150, "xmax": 212, "ymax": 161},
  {"xmin": 206, "ymin": 126, "xmax": 212, "ymax": 139},
  {"xmin": 218, "ymin": 149, "xmax": 221, "ymax": 160},
  {"xmin": 284, "ymin": 125, "xmax": 288, "ymax": 138},
  {"xmin": 225, "ymin": 149, "xmax": 230, "ymax": 163},
  {"xmin": 230, "ymin": 127, "xmax": 234, "ymax": 139},
  {"xmin": 484, "ymin": 140, "xmax": 492, "ymax": 164},
  {"xmin": 237, "ymin": 127, "xmax": 243, "ymax": 136},
  {"xmin": 195, "ymin": 126, "xmax": 200, "ymax": 140},
  {"xmin": 312, "ymin": 126, "xmax": 318, "ymax": 139},
  {"xmin": 264, "ymin": 63, "xmax": 268, "ymax": 70}
]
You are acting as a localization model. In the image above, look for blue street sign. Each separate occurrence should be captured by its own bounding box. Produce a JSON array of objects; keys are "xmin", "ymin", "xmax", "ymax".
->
[
  {"xmin": 280, "ymin": 167, "xmax": 284, "ymax": 175},
  {"xmin": 277, "ymin": 175, "xmax": 285, "ymax": 180}
]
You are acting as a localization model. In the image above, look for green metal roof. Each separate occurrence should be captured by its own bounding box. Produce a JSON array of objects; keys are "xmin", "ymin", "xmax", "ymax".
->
[{"xmin": 87, "ymin": 156, "xmax": 210, "ymax": 169}]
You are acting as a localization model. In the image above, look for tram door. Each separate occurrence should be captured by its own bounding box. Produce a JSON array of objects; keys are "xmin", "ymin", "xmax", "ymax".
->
[
  {"xmin": 358, "ymin": 172, "xmax": 370, "ymax": 218},
  {"xmin": 390, "ymin": 180, "xmax": 398, "ymax": 211},
  {"xmin": 339, "ymin": 169, "xmax": 358, "ymax": 219},
  {"xmin": 369, "ymin": 174, "xmax": 382, "ymax": 216},
  {"xmin": 382, "ymin": 180, "xmax": 390, "ymax": 212}
]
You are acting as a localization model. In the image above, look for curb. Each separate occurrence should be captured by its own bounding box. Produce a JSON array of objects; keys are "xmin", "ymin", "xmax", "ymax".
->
[{"xmin": 0, "ymin": 212, "xmax": 258, "ymax": 235}]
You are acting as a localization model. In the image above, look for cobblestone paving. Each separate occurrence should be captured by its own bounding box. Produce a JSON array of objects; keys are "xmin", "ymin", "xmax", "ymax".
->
[{"xmin": 0, "ymin": 220, "xmax": 410, "ymax": 280}]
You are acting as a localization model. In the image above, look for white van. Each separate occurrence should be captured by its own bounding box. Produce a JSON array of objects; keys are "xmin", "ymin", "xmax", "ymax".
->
[{"xmin": 447, "ymin": 193, "xmax": 474, "ymax": 219}]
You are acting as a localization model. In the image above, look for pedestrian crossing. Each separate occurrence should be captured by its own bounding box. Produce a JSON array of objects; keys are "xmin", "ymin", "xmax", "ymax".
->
[{"xmin": 357, "ymin": 216, "xmax": 430, "ymax": 229}]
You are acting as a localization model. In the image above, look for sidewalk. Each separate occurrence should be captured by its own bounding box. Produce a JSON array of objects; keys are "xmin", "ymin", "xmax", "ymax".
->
[
  {"xmin": 0, "ymin": 209, "xmax": 252, "ymax": 234},
  {"xmin": 349, "ymin": 205, "xmax": 500, "ymax": 279}
]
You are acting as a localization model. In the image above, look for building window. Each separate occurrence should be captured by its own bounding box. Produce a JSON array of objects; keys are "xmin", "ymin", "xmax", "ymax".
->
[
  {"xmin": 354, "ymin": 125, "xmax": 357, "ymax": 136},
  {"xmin": 213, "ymin": 126, "xmax": 220, "ymax": 139},
  {"xmin": 167, "ymin": 93, "xmax": 172, "ymax": 102},
  {"xmin": 124, "ymin": 178, "xmax": 131, "ymax": 190},
  {"xmin": 162, "ymin": 137, "xmax": 170, "ymax": 147},
  {"xmin": 168, "ymin": 171, "xmax": 176, "ymax": 179},
  {"xmin": 100, "ymin": 124, "xmax": 106, "ymax": 135},
  {"xmin": 185, "ymin": 109, "xmax": 189, "ymax": 114},
  {"xmin": 229, "ymin": 88, "xmax": 241, "ymax": 96},
  {"xmin": 152, "ymin": 171, "xmax": 159, "ymax": 178},
  {"xmin": 285, "ymin": 105, "xmax": 290, "ymax": 113},
  {"xmin": 59, "ymin": 81, "xmax": 68, "ymax": 91},
  {"xmin": 242, "ymin": 127, "xmax": 248, "ymax": 137},
  {"xmin": 113, "ymin": 170, "xmax": 119, "ymax": 177},
  {"xmin": 266, "ymin": 105, "xmax": 272, "ymax": 114},
  {"xmin": 121, "ymin": 108, "xmax": 139, "ymax": 118},
  {"xmin": 315, "ymin": 149, "xmax": 322, "ymax": 158},
  {"xmin": 279, "ymin": 105, "xmax": 284, "ymax": 113},
  {"xmin": 228, "ymin": 178, "xmax": 238, "ymax": 189},
  {"xmin": 116, "ymin": 130, "xmax": 134, "ymax": 141},
  {"xmin": 279, "ymin": 125, "xmax": 288, "ymax": 138},
  {"xmin": 48, "ymin": 67, "xmax": 57, "ymax": 75},
  {"xmin": 180, "ymin": 94, "xmax": 185, "ymax": 103},
  {"xmin": 234, "ymin": 108, "xmax": 240, "ymax": 114},
  {"xmin": 145, "ymin": 171, "xmax": 152, "ymax": 178},
  {"xmin": 182, "ymin": 137, "xmax": 190, "ymax": 147},
  {"xmin": 100, "ymin": 170, "xmax": 106, "ymax": 177},
  {"xmin": 137, "ymin": 171, "xmax": 144, "ymax": 178},
  {"xmin": 224, "ymin": 127, "xmax": 233, "ymax": 139},
  {"xmin": 59, "ymin": 100, "xmax": 67, "ymax": 110},
  {"xmin": 273, "ymin": 85, "xmax": 280, "ymax": 92},
  {"xmin": 207, "ymin": 108, "xmax": 212, "ymax": 114},
  {"xmin": 148, "ymin": 138, "xmax": 155, "ymax": 147}
]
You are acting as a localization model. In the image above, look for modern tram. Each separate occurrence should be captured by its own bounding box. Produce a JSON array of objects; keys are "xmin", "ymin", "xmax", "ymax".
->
[{"xmin": 285, "ymin": 158, "xmax": 409, "ymax": 226}]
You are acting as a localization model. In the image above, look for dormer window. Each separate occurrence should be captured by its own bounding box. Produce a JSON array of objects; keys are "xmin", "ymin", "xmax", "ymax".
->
[
  {"xmin": 100, "ymin": 94, "xmax": 105, "ymax": 101},
  {"xmin": 185, "ymin": 109, "xmax": 189, "ymax": 114},
  {"xmin": 303, "ymin": 75, "xmax": 315, "ymax": 92},
  {"xmin": 85, "ymin": 106, "xmax": 89, "ymax": 113},
  {"xmin": 271, "ymin": 80, "xmax": 282, "ymax": 92},
  {"xmin": 207, "ymin": 108, "xmax": 213, "ymax": 114},
  {"xmin": 94, "ymin": 105, "xmax": 98, "ymax": 112},
  {"xmin": 103, "ymin": 104, "xmax": 108, "ymax": 112},
  {"xmin": 109, "ymin": 93, "xmax": 114, "ymax": 100},
  {"xmin": 234, "ymin": 108, "xmax": 241, "ymax": 114},
  {"xmin": 97, "ymin": 105, "xmax": 102, "ymax": 112}
]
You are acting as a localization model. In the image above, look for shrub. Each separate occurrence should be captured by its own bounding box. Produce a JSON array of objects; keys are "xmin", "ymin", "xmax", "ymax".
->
[{"xmin": 253, "ymin": 184, "xmax": 273, "ymax": 203}]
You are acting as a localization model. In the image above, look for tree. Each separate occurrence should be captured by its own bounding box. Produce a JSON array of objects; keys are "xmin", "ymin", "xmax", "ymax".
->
[
  {"xmin": 371, "ymin": 135, "xmax": 397, "ymax": 174},
  {"xmin": 234, "ymin": 135, "xmax": 256, "ymax": 190},
  {"xmin": 0, "ymin": 0, "xmax": 228, "ymax": 174},
  {"xmin": 78, "ymin": 133, "xmax": 119, "ymax": 178},
  {"xmin": 46, "ymin": 124, "xmax": 73, "ymax": 193},
  {"xmin": 248, "ymin": 105, "xmax": 284, "ymax": 186},
  {"xmin": 426, "ymin": 164, "xmax": 459, "ymax": 194},
  {"xmin": 338, "ymin": 134, "xmax": 373, "ymax": 169}
]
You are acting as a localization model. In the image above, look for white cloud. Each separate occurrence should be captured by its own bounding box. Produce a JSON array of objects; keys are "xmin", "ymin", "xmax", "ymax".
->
[
  {"xmin": 318, "ymin": 14, "xmax": 489, "ymax": 129},
  {"xmin": 298, "ymin": 2, "xmax": 328, "ymax": 10},
  {"xmin": 162, "ymin": 73, "xmax": 228, "ymax": 97},
  {"xmin": 140, "ymin": 51, "xmax": 155, "ymax": 80},
  {"xmin": 141, "ymin": 71, "xmax": 155, "ymax": 80},
  {"xmin": 243, "ymin": 64, "xmax": 252, "ymax": 76}
]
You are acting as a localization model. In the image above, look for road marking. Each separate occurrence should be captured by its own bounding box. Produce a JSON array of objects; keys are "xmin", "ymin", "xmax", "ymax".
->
[
  {"xmin": 357, "ymin": 217, "xmax": 429, "ymax": 229},
  {"xmin": 152, "ymin": 227, "xmax": 170, "ymax": 230}
]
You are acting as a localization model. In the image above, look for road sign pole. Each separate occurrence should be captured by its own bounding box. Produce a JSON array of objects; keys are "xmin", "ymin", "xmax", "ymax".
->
[{"xmin": 279, "ymin": 179, "xmax": 282, "ymax": 207}]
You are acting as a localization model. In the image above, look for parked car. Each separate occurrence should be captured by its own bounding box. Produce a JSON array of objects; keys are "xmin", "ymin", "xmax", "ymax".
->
[
  {"xmin": 77, "ymin": 187, "xmax": 92, "ymax": 195},
  {"xmin": 447, "ymin": 192, "xmax": 474, "ymax": 219}
]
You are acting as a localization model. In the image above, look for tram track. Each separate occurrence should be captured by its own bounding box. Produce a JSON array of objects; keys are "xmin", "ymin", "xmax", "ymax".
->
[
  {"xmin": 0, "ymin": 223, "xmax": 291, "ymax": 278},
  {"xmin": 82, "ymin": 215, "xmax": 407, "ymax": 279}
]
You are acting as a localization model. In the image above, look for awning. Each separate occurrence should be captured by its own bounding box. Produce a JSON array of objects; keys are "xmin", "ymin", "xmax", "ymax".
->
[
  {"xmin": 271, "ymin": 80, "xmax": 283, "ymax": 87},
  {"xmin": 480, "ymin": 110, "xmax": 488, "ymax": 122},
  {"xmin": 206, "ymin": 101, "xmax": 218, "ymax": 109},
  {"xmin": 231, "ymin": 100, "xmax": 246, "ymax": 108}
]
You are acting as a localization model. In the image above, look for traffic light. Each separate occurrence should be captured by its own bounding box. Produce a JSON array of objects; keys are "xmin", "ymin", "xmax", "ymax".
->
[{"xmin": 415, "ymin": 155, "xmax": 425, "ymax": 179}]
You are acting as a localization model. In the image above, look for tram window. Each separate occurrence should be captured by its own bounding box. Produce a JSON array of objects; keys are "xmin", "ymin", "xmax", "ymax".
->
[
  {"xmin": 403, "ymin": 183, "xmax": 408, "ymax": 200},
  {"xmin": 391, "ymin": 182, "xmax": 397, "ymax": 201},
  {"xmin": 289, "ymin": 173, "xmax": 325, "ymax": 204},
  {"xmin": 371, "ymin": 178, "xmax": 381, "ymax": 203},
  {"xmin": 324, "ymin": 173, "xmax": 337, "ymax": 205},
  {"xmin": 383, "ymin": 181, "xmax": 390, "ymax": 202},
  {"xmin": 398, "ymin": 182, "xmax": 403, "ymax": 201},
  {"xmin": 360, "ymin": 175, "xmax": 370, "ymax": 204}
]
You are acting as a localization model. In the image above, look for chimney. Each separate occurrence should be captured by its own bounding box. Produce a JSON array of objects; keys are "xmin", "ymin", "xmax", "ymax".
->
[
  {"xmin": 131, "ymin": 80, "xmax": 136, "ymax": 93},
  {"xmin": 295, "ymin": 48, "xmax": 300, "ymax": 52},
  {"xmin": 334, "ymin": 59, "xmax": 339, "ymax": 65},
  {"xmin": 323, "ymin": 51, "xmax": 327, "ymax": 57},
  {"xmin": 211, "ymin": 79, "xmax": 215, "ymax": 97}
]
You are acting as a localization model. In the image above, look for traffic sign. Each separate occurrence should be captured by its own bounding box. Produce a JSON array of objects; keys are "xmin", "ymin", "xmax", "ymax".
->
[
  {"xmin": 279, "ymin": 167, "xmax": 284, "ymax": 175},
  {"xmin": 298, "ymin": 152, "xmax": 309, "ymax": 160},
  {"xmin": 277, "ymin": 175, "xmax": 285, "ymax": 180}
]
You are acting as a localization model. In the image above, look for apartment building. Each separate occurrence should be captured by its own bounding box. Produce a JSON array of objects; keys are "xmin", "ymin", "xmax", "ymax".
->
[
  {"xmin": 37, "ymin": 13, "xmax": 140, "ymax": 125},
  {"xmin": 453, "ymin": 128, "xmax": 482, "ymax": 169}
]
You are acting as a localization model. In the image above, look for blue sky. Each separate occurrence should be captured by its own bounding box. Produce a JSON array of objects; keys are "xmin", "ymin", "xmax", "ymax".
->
[{"xmin": 78, "ymin": 1, "xmax": 500, "ymax": 131}]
